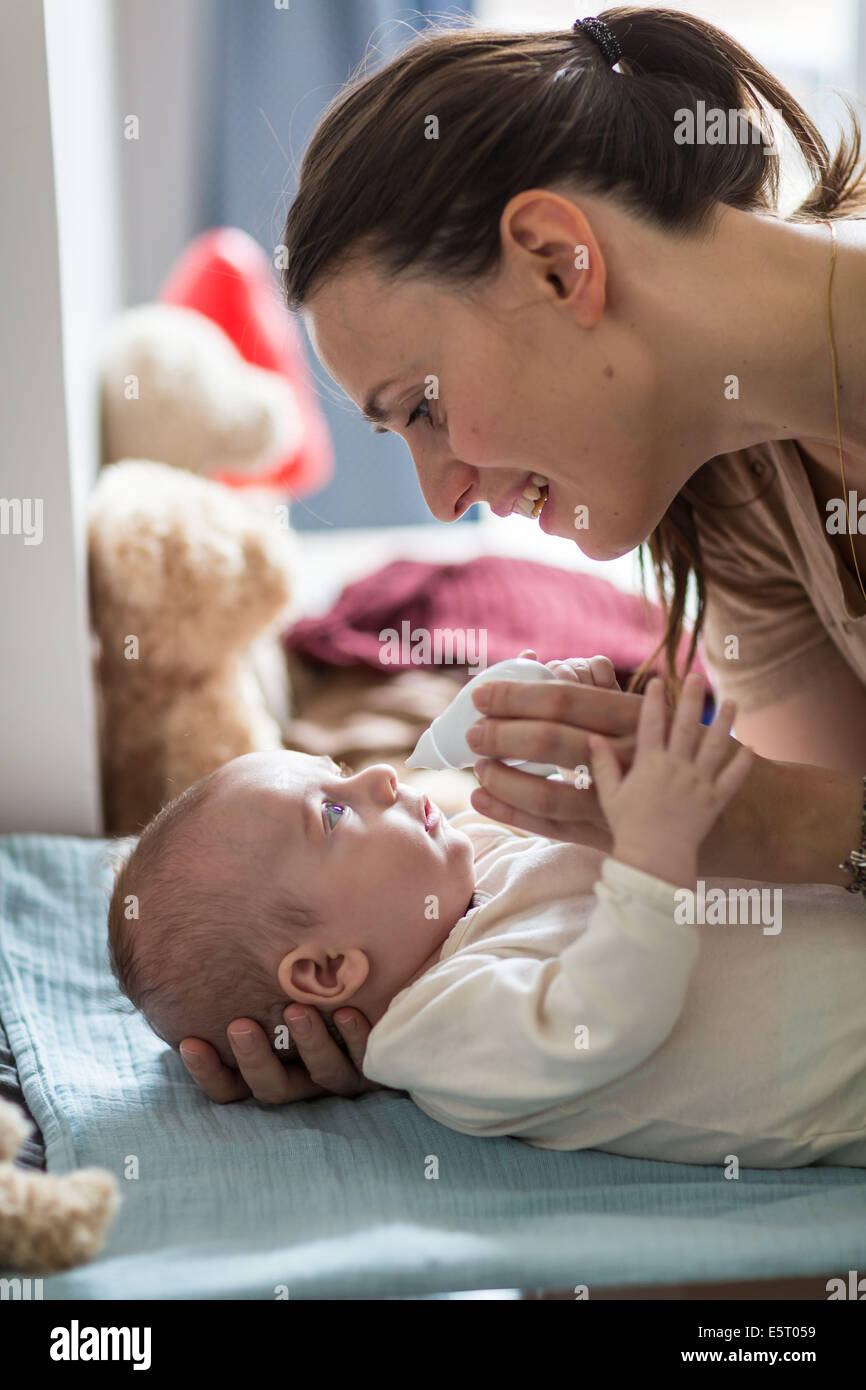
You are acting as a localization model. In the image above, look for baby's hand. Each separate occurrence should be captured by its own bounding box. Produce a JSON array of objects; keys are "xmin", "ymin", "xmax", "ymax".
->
[
  {"xmin": 517, "ymin": 649, "xmax": 620, "ymax": 691},
  {"xmin": 587, "ymin": 672, "xmax": 754, "ymax": 885}
]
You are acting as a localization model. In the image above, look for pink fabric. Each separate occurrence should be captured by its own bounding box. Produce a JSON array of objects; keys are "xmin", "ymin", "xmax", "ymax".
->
[{"xmin": 283, "ymin": 555, "xmax": 706, "ymax": 683}]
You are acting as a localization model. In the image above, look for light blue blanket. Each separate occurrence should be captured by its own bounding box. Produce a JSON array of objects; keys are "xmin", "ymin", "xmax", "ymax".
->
[{"xmin": 1, "ymin": 833, "xmax": 864, "ymax": 1299}]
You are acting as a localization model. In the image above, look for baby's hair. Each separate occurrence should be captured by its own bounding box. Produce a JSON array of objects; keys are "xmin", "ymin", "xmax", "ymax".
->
[{"xmin": 106, "ymin": 768, "xmax": 350, "ymax": 1069}]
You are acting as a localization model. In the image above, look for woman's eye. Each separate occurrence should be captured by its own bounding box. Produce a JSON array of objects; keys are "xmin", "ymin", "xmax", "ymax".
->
[
  {"xmin": 323, "ymin": 801, "xmax": 345, "ymax": 831},
  {"xmin": 406, "ymin": 399, "xmax": 435, "ymax": 429}
]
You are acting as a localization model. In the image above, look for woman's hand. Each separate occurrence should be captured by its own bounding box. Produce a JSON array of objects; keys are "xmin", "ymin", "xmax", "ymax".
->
[
  {"xmin": 467, "ymin": 655, "xmax": 652, "ymax": 847},
  {"xmin": 179, "ymin": 1006, "xmax": 384, "ymax": 1105},
  {"xmin": 469, "ymin": 651, "xmax": 865, "ymax": 888}
]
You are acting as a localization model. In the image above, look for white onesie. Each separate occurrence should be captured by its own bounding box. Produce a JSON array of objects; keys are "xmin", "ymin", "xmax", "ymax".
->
[{"xmin": 362, "ymin": 811, "xmax": 866, "ymax": 1168}]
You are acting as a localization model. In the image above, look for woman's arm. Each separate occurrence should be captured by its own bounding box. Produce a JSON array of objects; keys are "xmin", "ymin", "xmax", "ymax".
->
[
  {"xmin": 733, "ymin": 659, "xmax": 866, "ymax": 773},
  {"xmin": 710, "ymin": 664, "xmax": 866, "ymax": 884},
  {"xmin": 695, "ymin": 750, "xmax": 862, "ymax": 885}
]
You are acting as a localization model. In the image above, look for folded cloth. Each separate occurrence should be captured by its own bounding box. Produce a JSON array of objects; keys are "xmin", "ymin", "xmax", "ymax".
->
[{"xmin": 283, "ymin": 555, "xmax": 706, "ymax": 682}]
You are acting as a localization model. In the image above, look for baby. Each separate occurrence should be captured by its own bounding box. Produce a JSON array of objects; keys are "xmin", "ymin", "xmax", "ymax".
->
[{"xmin": 108, "ymin": 663, "xmax": 866, "ymax": 1170}]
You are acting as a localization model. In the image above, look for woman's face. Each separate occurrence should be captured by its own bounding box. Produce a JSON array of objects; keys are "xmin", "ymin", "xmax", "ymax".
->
[{"xmin": 303, "ymin": 190, "xmax": 687, "ymax": 560}]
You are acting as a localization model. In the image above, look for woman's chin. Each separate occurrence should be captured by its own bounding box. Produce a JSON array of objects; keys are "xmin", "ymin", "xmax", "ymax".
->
[
  {"xmin": 537, "ymin": 484, "xmax": 637, "ymax": 558},
  {"xmin": 578, "ymin": 536, "xmax": 636, "ymax": 561}
]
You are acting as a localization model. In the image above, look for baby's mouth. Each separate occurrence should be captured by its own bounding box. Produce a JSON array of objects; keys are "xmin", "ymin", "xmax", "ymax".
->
[
  {"xmin": 511, "ymin": 473, "xmax": 549, "ymax": 520},
  {"xmin": 423, "ymin": 796, "xmax": 440, "ymax": 834}
]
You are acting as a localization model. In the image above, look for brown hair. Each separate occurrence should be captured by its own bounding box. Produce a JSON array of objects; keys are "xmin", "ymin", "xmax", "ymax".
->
[
  {"xmin": 106, "ymin": 769, "xmax": 346, "ymax": 1070},
  {"xmin": 280, "ymin": 6, "xmax": 866, "ymax": 699}
]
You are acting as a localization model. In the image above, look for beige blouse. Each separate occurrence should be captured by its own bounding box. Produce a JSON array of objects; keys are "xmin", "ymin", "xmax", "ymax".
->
[{"xmin": 693, "ymin": 438, "xmax": 866, "ymax": 712}]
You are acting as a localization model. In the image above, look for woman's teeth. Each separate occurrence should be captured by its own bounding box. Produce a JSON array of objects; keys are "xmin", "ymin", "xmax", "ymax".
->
[
  {"xmin": 531, "ymin": 483, "xmax": 549, "ymax": 519},
  {"xmin": 512, "ymin": 474, "xmax": 549, "ymax": 519}
]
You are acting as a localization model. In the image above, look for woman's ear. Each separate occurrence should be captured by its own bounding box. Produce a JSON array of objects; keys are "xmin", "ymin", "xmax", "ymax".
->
[{"xmin": 499, "ymin": 189, "xmax": 606, "ymax": 326}]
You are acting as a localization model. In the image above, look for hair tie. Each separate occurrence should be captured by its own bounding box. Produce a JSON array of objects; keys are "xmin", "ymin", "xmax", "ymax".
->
[{"xmin": 573, "ymin": 16, "xmax": 622, "ymax": 69}]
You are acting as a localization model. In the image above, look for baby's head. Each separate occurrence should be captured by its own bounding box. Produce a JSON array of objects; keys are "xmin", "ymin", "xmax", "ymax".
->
[{"xmin": 108, "ymin": 750, "xmax": 475, "ymax": 1069}]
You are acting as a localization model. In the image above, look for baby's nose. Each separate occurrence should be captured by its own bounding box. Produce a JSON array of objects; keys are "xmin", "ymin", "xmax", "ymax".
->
[{"xmin": 356, "ymin": 763, "xmax": 398, "ymax": 802}]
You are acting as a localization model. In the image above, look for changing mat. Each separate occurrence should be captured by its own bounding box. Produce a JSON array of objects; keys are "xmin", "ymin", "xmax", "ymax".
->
[{"xmin": 0, "ymin": 832, "xmax": 864, "ymax": 1299}]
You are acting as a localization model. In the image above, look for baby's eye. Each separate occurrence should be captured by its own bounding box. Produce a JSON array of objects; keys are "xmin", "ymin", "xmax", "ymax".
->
[{"xmin": 322, "ymin": 801, "xmax": 345, "ymax": 831}]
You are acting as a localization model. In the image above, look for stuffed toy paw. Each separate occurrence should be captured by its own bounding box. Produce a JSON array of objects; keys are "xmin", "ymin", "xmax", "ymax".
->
[{"xmin": 0, "ymin": 1097, "xmax": 119, "ymax": 1273}]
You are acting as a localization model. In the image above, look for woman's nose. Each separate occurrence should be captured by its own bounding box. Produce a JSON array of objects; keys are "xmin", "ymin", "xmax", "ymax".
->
[{"xmin": 410, "ymin": 450, "xmax": 475, "ymax": 523}]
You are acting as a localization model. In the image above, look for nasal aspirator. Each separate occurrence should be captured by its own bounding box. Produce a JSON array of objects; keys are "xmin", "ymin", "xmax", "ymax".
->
[{"xmin": 405, "ymin": 658, "xmax": 560, "ymax": 776}]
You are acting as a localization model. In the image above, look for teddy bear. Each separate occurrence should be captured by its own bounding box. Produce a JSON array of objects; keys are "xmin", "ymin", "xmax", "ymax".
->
[
  {"xmin": 90, "ymin": 278, "xmax": 317, "ymax": 835},
  {"xmin": 0, "ymin": 1096, "xmax": 118, "ymax": 1272},
  {"xmin": 89, "ymin": 458, "xmax": 296, "ymax": 836},
  {"xmin": 99, "ymin": 302, "xmax": 304, "ymax": 483}
]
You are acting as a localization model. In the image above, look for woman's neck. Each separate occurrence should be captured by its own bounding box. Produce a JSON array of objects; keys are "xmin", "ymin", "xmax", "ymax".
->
[{"xmin": 599, "ymin": 199, "xmax": 866, "ymax": 475}]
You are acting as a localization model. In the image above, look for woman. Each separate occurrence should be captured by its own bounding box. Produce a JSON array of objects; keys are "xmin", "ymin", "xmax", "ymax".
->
[{"xmin": 181, "ymin": 7, "xmax": 866, "ymax": 1105}]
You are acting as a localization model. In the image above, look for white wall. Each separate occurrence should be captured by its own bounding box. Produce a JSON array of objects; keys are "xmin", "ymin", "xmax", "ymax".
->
[
  {"xmin": 110, "ymin": 0, "xmax": 212, "ymax": 305},
  {"xmin": 0, "ymin": 0, "xmax": 122, "ymax": 833}
]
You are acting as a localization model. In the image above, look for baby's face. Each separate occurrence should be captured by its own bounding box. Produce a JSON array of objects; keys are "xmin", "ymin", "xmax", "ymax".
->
[{"xmin": 202, "ymin": 750, "xmax": 476, "ymax": 997}]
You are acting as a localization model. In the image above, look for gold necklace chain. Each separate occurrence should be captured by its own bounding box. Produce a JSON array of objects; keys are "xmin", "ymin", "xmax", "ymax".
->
[{"xmin": 825, "ymin": 218, "xmax": 866, "ymax": 606}]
